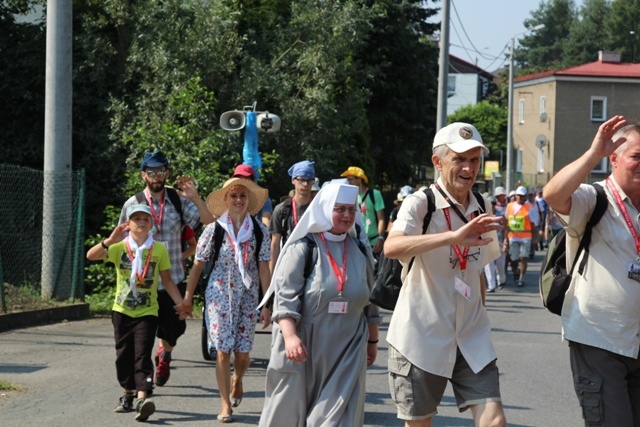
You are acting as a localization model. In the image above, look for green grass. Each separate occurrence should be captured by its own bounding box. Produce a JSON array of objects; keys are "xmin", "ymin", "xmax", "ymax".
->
[{"xmin": 0, "ymin": 379, "xmax": 20, "ymax": 391}]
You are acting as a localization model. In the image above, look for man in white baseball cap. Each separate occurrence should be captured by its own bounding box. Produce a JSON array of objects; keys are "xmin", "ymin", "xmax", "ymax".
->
[{"xmin": 385, "ymin": 122, "xmax": 506, "ymax": 426}]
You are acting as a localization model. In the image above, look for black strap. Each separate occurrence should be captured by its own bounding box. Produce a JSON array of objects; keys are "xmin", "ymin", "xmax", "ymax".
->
[
  {"xmin": 135, "ymin": 187, "xmax": 185, "ymax": 227},
  {"xmin": 404, "ymin": 187, "xmax": 485, "ymax": 273},
  {"xmin": 280, "ymin": 198, "xmax": 293, "ymax": 243},
  {"xmin": 302, "ymin": 223, "xmax": 366, "ymax": 279},
  {"xmin": 210, "ymin": 216, "xmax": 264, "ymax": 271},
  {"xmin": 572, "ymin": 183, "xmax": 608, "ymax": 275},
  {"xmin": 434, "ymin": 183, "xmax": 485, "ymax": 223}
]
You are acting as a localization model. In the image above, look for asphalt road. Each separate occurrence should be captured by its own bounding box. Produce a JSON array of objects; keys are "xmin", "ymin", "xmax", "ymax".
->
[{"xmin": 0, "ymin": 250, "xmax": 584, "ymax": 426}]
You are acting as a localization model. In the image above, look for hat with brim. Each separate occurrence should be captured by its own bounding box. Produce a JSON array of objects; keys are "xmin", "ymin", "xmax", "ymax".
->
[
  {"xmin": 127, "ymin": 203, "xmax": 152, "ymax": 219},
  {"xmin": 206, "ymin": 178, "xmax": 268, "ymax": 217},
  {"xmin": 340, "ymin": 166, "xmax": 368, "ymax": 184},
  {"xmin": 433, "ymin": 122, "xmax": 489, "ymax": 154}
]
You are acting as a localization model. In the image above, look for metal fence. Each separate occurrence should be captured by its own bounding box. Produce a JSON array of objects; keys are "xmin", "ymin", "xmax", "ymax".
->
[{"xmin": 0, "ymin": 164, "xmax": 85, "ymax": 312}]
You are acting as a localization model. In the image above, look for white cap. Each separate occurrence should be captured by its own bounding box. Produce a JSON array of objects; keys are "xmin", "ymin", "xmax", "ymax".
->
[
  {"xmin": 494, "ymin": 186, "xmax": 506, "ymax": 196},
  {"xmin": 515, "ymin": 186, "xmax": 528, "ymax": 196},
  {"xmin": 433, "ymin": 122, "xmax": 489, "ymax": 154}
]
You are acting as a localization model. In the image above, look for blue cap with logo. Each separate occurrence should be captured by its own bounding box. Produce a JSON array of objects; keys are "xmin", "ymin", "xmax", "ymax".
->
[
  {"xmin": 140, "ymin": 151, "xmax": 169, "ymax": 171},
  {"xmin": 127, "ymin": 204, "xmax": 152, "ymax": 219}
]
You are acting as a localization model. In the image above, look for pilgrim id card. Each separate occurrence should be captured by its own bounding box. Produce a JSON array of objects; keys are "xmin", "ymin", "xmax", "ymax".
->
[
  {"xmin": 454, "ymin": 277, "xmax": 472, "ymax": 301},
  {"xmin": 628, "ymin": 262, "xmax": 640, "ymax": 283},
  {"xmin": 328, "ymin": 297, "xmax": 349, "ymax": 314}
]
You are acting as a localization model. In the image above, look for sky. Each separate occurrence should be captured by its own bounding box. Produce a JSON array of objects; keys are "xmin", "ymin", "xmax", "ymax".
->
[{"xmin": 430, "ymin": 0, "xmax": 584, "ymax": 73}]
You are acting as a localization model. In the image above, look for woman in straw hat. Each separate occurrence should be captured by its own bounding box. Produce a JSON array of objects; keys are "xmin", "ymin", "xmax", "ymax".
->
[
  {"xmin": 258, "ymin": 182, "xmax": 381, "ymax": 427},
  {"xmin": 183, "ymin": 177, "xmax": 271, "ymax": 423}
]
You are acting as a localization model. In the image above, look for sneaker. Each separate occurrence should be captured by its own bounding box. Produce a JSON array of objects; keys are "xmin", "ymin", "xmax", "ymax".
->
[
  {"xmin": 487, "ymin": 288, "xmax": 495, "ymax": 293},
  {"xmin": 498, "ymin": 282, "xmax": 506, "ymax": 290},
  {"xmin": 517, "ymin": 280, "xmax": 525, "ymax": 287},
  {"xmin": 135, "ymin": 397, "xmax": 156, "ymax": 422},
  {"xmin": 154, "ymin": 347, "xmax": 171, "ymax": 386},
  {"xmin": 114, "ymin": 393, "xmax": 134, "ymax": 413}
]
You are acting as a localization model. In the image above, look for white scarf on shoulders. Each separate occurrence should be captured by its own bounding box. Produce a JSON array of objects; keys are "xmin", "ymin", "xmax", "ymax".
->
[
  {"xmin": 218, "ymin": 212, "xmax": 254, "ymax": 289},
  {"xmin": 127, "ymin": 234, "xmax": 154, "ymax": 298}
]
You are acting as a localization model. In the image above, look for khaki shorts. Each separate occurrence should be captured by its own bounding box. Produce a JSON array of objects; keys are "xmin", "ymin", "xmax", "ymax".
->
[{"xmin": 388, "ymin": 345, "xmax": 502, "ymax": 420}]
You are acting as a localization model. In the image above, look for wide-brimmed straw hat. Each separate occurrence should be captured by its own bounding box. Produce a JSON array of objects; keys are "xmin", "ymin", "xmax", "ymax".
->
[{"xmin": 206, "ymin": 178, "xmax": 268, "ymax": 217}]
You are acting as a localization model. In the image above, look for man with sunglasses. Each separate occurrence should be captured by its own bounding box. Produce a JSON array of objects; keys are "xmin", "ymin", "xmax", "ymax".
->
[
  {"xmin": 385, "ymin": 123, "xmax": 506, "ymax": 427},
  {"xmin": 269, "ymin": 160, "xmax": 316, "ymax": 273},
  {"xmin": 119, "ymin": 151, "xmax": 214, "ymax": 387}
]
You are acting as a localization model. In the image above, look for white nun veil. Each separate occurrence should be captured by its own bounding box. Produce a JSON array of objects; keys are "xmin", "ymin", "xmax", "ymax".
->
[{"xmin": 259, "ymin": 182, "xmax": 373, "ymax": 308}]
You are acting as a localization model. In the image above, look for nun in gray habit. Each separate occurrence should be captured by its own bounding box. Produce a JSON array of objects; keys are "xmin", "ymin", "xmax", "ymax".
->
[{"xmin": 259, "ymin": 182, "xmax": 381, "ymax": 427}]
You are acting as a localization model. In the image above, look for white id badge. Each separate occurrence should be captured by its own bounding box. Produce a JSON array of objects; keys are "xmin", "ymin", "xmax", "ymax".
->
[
  {"xmin": 454, "ymin": 277, "xmax": 472, "ymax": 301},
  {"xmin": 628, "ymin": 262, "xmax": 640, "ymax": 283},
  {"xmin": 328, "ymin": 298, "xmax": 349, "ymax": 314}
]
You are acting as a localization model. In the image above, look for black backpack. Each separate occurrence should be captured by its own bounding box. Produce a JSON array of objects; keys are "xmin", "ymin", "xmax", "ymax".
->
[
  {"xmin": 539, "ymin": 184, "xmax": 607, "ymax": 315},
  {"xmin": 369, "ymin": 188, "xmax": 485, "ymax": 311},
  {"xmin": 135, "ymin": 187, "xmax": 202, "ymax": 246},
  {"xmin": 199, "ymin": 216, "xmax": 264, "ymax": 291}
]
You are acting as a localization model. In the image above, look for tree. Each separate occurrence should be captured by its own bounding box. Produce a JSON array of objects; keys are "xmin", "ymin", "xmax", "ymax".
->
[
  {"xmin": 563, "ymin": 0, "xmax": 612, "ymax": 65},
  {"xmin": 606, "ymin": 0, "xmax": 640, "ymax": 63},
  {"xmin": 519, "ymin": 0, "xmax": 578, "ymax": 71}
]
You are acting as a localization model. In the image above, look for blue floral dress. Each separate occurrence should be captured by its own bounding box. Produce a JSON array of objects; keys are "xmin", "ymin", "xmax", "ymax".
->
[{"xmin": 195, "ymin": 219, "xmax": 270, "ymax": 353}]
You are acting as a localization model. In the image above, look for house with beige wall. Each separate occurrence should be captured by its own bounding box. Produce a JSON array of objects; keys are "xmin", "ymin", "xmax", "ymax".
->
[{"xmin": 512, "ymin": 51, "xmax": 640, "ymax": 188}]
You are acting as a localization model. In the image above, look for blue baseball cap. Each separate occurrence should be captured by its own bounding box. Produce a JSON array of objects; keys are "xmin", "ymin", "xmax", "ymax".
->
[
  {"xmin": 140, "ymin": 151, "xmax": 168, "ymax": 171},
  {"xmin": 288, "ymin": 160, "xmax": 315, "ymax": 179}
]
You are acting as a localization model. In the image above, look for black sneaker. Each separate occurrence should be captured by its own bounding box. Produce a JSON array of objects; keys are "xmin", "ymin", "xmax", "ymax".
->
[
  {"xmin": 135, "ymin": 398, "xmax": 155, "ymax": 422},
  {"xmin": 114, "ymin": 393, "xmax": 134, "ymax": 413}
]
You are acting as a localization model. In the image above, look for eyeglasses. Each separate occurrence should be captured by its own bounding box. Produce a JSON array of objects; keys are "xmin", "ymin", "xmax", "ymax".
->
[
  {"xmin": 346, "ymin": 177, "xmax": 359, "ymax": 182},
  {"xmin": 145, "ymin": 169, "xmax": 168, "ymax": 179},
  {"xmin": 450, "ymin": 248, "xmax": 481, "ymax": 269},
  {"xmin": 333, "ymin": 206, "xmax": 357, "ymax": 215},
  {"xmin": 295, "ymin": 178, "xmax": 314, "ymax": 185}
]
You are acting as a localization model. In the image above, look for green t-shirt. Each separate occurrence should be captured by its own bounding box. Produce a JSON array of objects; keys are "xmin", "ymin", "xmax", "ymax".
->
[
  {"xmin": 357, "ymin": 188, "xmax": 385, "ymax": 245},
  {"xmin": 106, "ymin": 240, "xmax": 171, "ymax": 318}
]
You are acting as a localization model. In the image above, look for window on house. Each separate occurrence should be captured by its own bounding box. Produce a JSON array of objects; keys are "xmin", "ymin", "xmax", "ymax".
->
[
  {"xmin": 516, "ymin": 148, "xmax": 523, "ymax": 172},
  {"xmin": 518, "ymin": 99, "xmax": 525, "ymax": 123},
  {"xmin": 591, "ymin": 96, "xmax": 607, "ymax": 122},
  {"xmin": 592, "ymin": 157, "xmax": 608, "ymax": 173},
  {"xmin": 448, "ymin": 75, "xmax": 456, "ymax": 97},
  {"xmin": 537, "ymin": 145, "xmax": 544, "ymax": 173},
  {"xmin": 540, "ymin": 96, "xmax": 546, "ymax": 114}
]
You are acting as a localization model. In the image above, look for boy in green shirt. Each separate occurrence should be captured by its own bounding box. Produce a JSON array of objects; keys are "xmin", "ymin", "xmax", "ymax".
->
[{"xmin": 87, "ymin": 204, "xmax": 188, "ymax": 422}]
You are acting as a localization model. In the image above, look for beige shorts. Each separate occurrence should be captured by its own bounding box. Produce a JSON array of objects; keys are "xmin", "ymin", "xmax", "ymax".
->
[{"xmin": 388, "ymin": 345, "xmax": 502, "ymax": 420}]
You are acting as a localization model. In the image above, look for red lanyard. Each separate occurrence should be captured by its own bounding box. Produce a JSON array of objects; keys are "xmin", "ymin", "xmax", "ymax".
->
[
  {"xmin": 144, "ymin": 189, "xmax": 165, "ymax": 230},
  {"xmin": 443, "ymin": 208, "xmax": 471, "ymax": 271},
  {"xmin": 606, "ymin": 177, "xmax": 640, "ymax": 256},
  {"xmin": 226, "ymin": 216, "xmax": 250, "ymax": 265},
  {"xmin": 292, "ymin": 197, "xmax": 299, "ymax": 226},
  {"xmin": 125, "ymin": 241, "xmax": 154, "ymax": 283},
  {"xmin": 319, "ymin": 234, "xmax": 348, "ymax": 292}
]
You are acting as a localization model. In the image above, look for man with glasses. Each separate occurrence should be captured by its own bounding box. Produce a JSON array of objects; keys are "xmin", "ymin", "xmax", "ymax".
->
[
  {"xmin": 385, "ymin": 123, "xmax": 506, "ymax": 427},
  {"xmin": 269, "ymin": 160, "xmax": 316, "ymax": 273},
  {"xmin": 119, "ymin": 151, "xmax": 214, "ymax": 387},
  {"xmin": 340, "ymin": 166, "xmax": 386, "ymax": 256}
]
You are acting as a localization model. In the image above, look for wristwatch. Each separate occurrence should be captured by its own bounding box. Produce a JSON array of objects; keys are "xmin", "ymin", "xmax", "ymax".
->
[{"xmin": 100, "ymin": 239, "xmax": 109, "ymax": 250}]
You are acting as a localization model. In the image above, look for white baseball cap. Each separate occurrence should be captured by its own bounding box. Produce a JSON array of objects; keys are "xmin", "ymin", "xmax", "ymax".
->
[
  {"xmin": 494, "ymin": 186, "xmax": 506, "ymax": 196},
  {"xmin": 433, "ymin": 122, "xmax": 489, "ymax": 154},
  {"xmin": 515, "ymin": 186, "xmax": 528, "ymax": 196}
]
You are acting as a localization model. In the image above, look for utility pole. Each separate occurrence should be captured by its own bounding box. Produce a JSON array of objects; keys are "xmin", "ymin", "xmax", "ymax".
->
[
  {"xmin": 434, "ymin": 0, "xmax": 450, "ymax": 182},
  {"xmin": 41, "ymin": 0, "xmax": 73, "ymax": 300}
]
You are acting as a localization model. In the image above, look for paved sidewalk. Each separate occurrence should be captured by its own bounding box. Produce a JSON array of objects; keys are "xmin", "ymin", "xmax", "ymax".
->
[{"xmin": 0, "ymin": 248, "xmax": 583, "ymax": 426}]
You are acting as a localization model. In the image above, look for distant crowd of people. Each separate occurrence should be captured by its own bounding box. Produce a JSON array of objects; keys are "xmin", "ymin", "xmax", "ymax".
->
[{"xmin": 86, "ymin": 115, "xmax": 640, "ymax": 426}]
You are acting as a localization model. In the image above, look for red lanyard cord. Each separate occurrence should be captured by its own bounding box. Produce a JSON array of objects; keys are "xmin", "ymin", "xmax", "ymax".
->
[
  {"xmin": 319, "ymin": 234, "xmax": 348, "ymax": 292},
  {"xmin": 606, "ymin": 177, "xmax": 640, "ymax": 255},
  {"xmin": 144, "ymin": 189, "xmax": 165, "ymax": 230},
  {"xmin": 125, "ymin": 241, "xmax": 154, "ymax": 283}
]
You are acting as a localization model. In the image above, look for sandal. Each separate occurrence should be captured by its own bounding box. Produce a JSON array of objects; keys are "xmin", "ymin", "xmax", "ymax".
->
[
  {"xmin": 217, "ymin": 409, "xmax": 233, "ymax": 423},
  {"xmin": 231, "ymin": 378, "xmax": 243, "ymax": 408}
]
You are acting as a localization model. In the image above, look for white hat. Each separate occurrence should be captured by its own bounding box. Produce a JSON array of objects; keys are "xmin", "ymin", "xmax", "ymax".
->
[
  {"xmin": 508, "ymin": 190, "xmax": 516, "ymax": 198},
  {"xmin": 515, "ymin": 186, "xmax": 528, "ymax": 196},
  {"xmin": 433, "ymin": 122, "xmax": 489, "ymax": 154},
  {"xmin": 395, "ymin": 185, "xmax": 414, "ymax": 205},
  {"xmin": 494, "ymin": 186, "xmax": 506, "ymax": 196}
]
